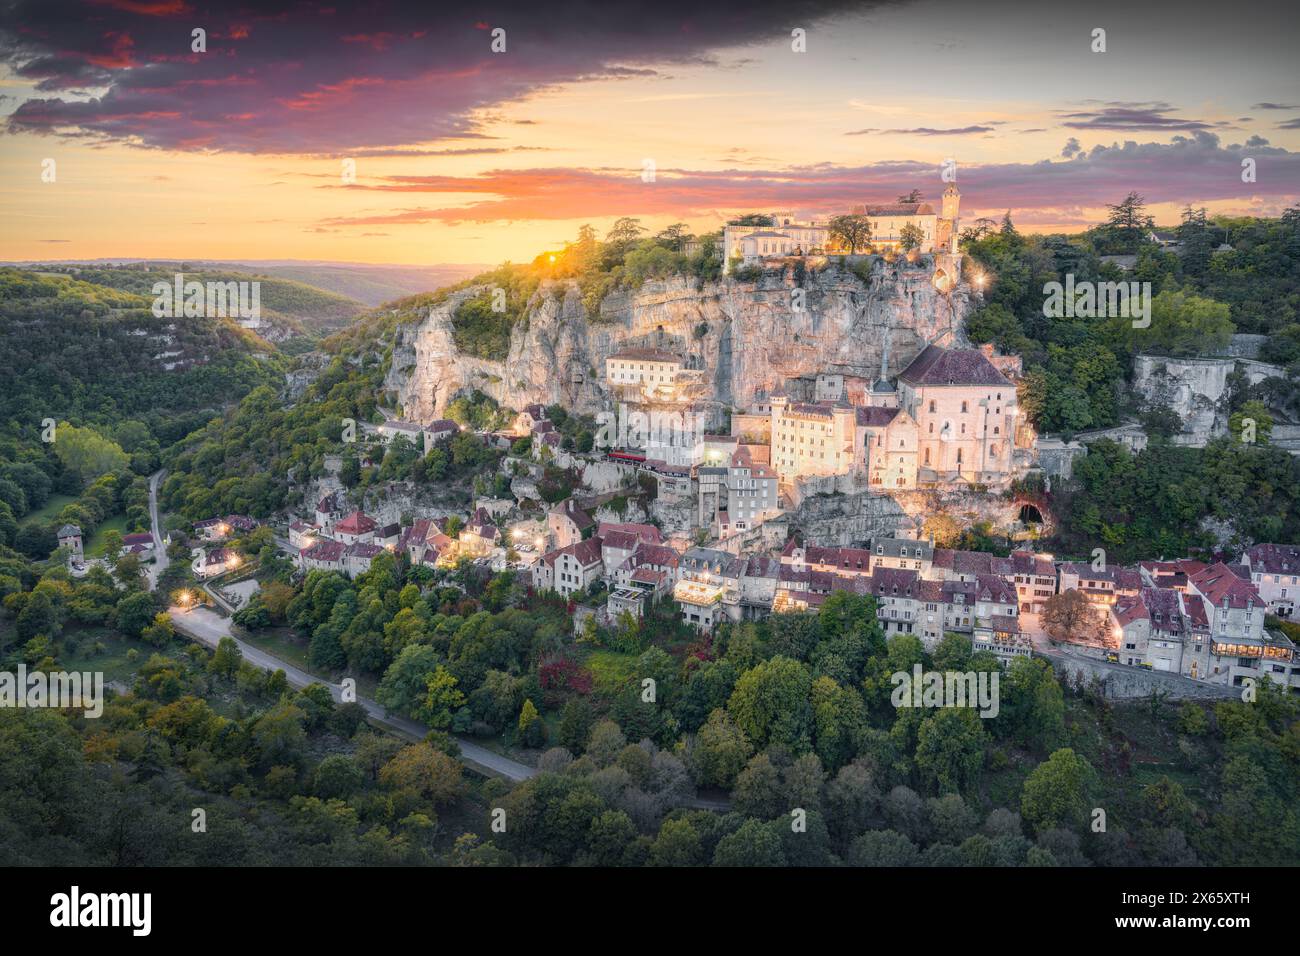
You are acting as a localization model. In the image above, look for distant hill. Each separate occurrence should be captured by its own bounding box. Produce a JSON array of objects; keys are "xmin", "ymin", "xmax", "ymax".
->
[
  {"xmin": 6, "ymin": 258, "xmax": 491, "ymax": 308},
  {"xmin": 211, "ymin": 261, "xmax": 491, "ymax": 306}
]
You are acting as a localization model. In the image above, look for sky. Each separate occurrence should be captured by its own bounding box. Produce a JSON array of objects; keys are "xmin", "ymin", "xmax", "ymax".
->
[{"xmin": 1, "ymin": 0, "xmax": 1298, "ymax": 265}]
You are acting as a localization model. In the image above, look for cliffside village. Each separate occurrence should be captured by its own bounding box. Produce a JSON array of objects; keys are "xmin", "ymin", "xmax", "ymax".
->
[
  {"xmin": 230, "ymin": 330, "xmax": 1300, "ymax": 698},
  {"xmin": 162, "ymin": 187, "xmax": 1299, "ymax": 699}
]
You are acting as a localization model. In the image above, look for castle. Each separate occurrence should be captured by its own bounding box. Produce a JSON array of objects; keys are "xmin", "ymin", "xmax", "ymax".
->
[{"xmin": 722, "ymin": 183, "xmax": 962, "ymax": 272}]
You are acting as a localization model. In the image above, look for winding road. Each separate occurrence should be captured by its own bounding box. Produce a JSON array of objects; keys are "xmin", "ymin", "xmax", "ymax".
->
[
  {"xmin": 145, "ymin": 469, "xmax": 170, "ymax": 590},
  {"xmin": 150, "ymin": 468, "xmax": 730, "ymax": 808}
]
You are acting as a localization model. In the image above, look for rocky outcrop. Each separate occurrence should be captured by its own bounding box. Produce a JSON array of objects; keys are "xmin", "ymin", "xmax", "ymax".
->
[
  {"xmin": 1131, "ymin": 354, "xmax": 1289, "ymax": 446},
  {"xmin": 791, "ymin": 486, "xmax": 1035, "ymax": 546},
  {"xmin": 386, "ymin": 258, "xmax": 974, "ymax": 424}
]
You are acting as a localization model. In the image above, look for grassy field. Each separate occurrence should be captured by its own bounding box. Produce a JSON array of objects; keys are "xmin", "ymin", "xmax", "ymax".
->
[
  {"xmin": 581, "ymin": 647, "xmax": 638, "ymax": 694},
  {"xmin": 86, "ymin": 514, "xmax": 131, "ymax": 557},
  {"xmin": 18, "ymin": 493, "xmax": 76, "ymax": 527},
  {"xmin": 58, "ymin": 626, "xmax": 183, "ymax": 686}
]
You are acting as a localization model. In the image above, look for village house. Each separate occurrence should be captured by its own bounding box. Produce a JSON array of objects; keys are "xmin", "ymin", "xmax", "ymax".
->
[
  {"xmin": 300, "ymin": 538, "xmax": 346, "ymax": 573},
  {"xmin": 344, "ymin": 542, "xmax": 384, "ymax": 576},
  {"xmin": 1056, "ymin": 562, "xmax": 1142, "ymax": 606},
  {"xmin": 533, "ymin": 537, "xmax": 604, "ymax": 598},
  {"xmin": 971, "ymin": 574, "xmax": 1027, "ymax": 660},
  {"xmin": 675, "ymin": 547, "xmax": 747, "ymax": 629},
  {"xmin": 871, "ymin": 537, "xmax": 933, "ymax": 574},
  {"xmin": 1003, "ymin": 550, "xmax": 1058, "ymax": 613},
  {"xmin": 333, "ymin": 511, "xmax": 377, "ymax": 546},
  {"xmin": 121, "ymin": 532, "xmax": 156, "ymax": 561},
  {"xmin": 193, "ymin": 547, "xmax": 239, "ymax": 578},
  {"xmin": 1109, "ymin": 570, "xmax": 1300, "ymax": 692},
  {"xmin": 1242, "ymin": 543, "xmax": 1300, "ymax": 618},
  {"xmin": 548, "ymin": 499, "xmax": 595, "ymax": 549},
  {"xmin": 603, "ymin": 348, "xmax": 705, "ymax": 405},
  {"xmin": 608, "ymin": 586, "xmax": 650, "ymax": 622},
  {"xmin": 194, "ymin": 514, "xmax": 258, "ymax": 542},
  {"xmin": 377, "ymin": 419, "xmax": 424, "ymax": 446},
  {"xmin": 612, "ymin": 541, "xmax": 680, "ymax": 589},
  {"xmin": 288, "ymin": 520, "xmax": 319, "ymax": 549},
  {"xmin": 422, "ymin": 420, "xmax": 460, "ymax": 452},
  {"xmin": 515, "ymin": 403, "xmax": 549, "ymax": 436},
  {"xmin": 460, "ymin": 507, "xmax": 501, "ymax": 556}
]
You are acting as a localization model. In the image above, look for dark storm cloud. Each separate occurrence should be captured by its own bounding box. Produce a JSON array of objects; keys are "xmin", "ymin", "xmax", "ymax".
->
[{"xmin": 0, "ymin": 0, "xmax": 870, "ymax": 153}]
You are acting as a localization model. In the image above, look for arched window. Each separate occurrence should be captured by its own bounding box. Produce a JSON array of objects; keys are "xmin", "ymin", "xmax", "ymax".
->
[
  {"xmin": 928, "ymin": 400, "xmax": 936, "ymax": 413},
  {"xmin": 961, "ymin": 401, "xmax": 968, "ymax": 413}
]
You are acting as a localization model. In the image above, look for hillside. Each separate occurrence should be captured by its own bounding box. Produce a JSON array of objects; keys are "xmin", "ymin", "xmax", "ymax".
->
[
  {"xmin": 0, "ymin": 267, "xmax": 287, "ymax": 558},
  {"xmin": 35, "ymin": 263, "xmax": 367, "ymax": 345}
]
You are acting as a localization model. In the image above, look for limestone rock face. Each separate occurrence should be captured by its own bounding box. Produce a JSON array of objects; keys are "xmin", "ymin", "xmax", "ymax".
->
[
  {"xmin": 1131, "ymin": 354, "xmax": 1288, "ymax": 446},
  {"xmin": 386, "ymin": 259, "xmax": 974, "ymax": 423}
]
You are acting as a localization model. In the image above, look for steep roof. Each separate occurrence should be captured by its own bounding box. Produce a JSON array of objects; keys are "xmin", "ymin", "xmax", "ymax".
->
[
  {"xmin": 302, "ymin": 539, "xmax": 346, "ymax": 561},
  {"xmin": 544, "ymin": 537, "xmax": 603, "ymax": 568},
  {"xmin": 1190, "ymin": 562, "xmax": 1260, "ymax": 609},
  {"xmin": 336, "ymin": 511, "xmax": 377, "ymax": 535},
  {"xmin": 855, "ymin": 406, "xmax": 901, "ymax": 427},
  {"xmin": 899, "ymin": 344, "xmax": 1012, "ymax": 387},
  {"xmin": 1245, "ymin": 543, "xmax": 1300, "ymax": 575}
]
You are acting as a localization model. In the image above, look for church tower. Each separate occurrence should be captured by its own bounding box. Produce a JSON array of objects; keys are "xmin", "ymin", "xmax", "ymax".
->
[{"xmin": 936, "ymin": 182, "xmax": 961, "ymax": 253}]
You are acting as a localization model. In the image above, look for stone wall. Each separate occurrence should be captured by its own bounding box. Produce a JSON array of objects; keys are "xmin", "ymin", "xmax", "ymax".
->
[{"xmin": 1047, "ymin": 652, "xmax": 1242, "ymax": 701}]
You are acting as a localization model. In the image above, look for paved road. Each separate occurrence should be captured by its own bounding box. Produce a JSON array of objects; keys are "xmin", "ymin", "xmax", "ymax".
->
[
  {"xmin": 169, "ymin": 605, "xmax": 537, "ymax": 781},
  {"xmin": 145, "ymin": 469, "xmax": 169, "ymax": 590}
]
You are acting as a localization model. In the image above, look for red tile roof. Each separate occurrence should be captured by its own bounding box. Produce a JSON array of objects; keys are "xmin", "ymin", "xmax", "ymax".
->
[
  {"xmin": 1190, "ymin": 562, "xmax": 1260, "ymax": 610},
  {"xmin": 336, "ymin": 511, "xmax": 376, "ymax": 535},
  {"xmin": 301, "ymin": 540, "xmax": 346, "ymax": 562}
]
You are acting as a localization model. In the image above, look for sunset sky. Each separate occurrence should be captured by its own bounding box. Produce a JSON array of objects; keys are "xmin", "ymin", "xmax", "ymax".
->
[{"xmin": 2, "ymin": 0, "xmax": 1298, "ymax": 266}]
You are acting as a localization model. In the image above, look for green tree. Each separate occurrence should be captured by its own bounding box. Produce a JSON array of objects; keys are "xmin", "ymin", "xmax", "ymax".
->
[{"xmin": 1021, "ymin": 748, "xmax": 1096, "ymax": 833}]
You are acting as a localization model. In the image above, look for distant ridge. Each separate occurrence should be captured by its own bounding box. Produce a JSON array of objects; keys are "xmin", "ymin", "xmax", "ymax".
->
[{"xmin": 0, "ymin": 258, "xmax": 492, "ymax": 307}]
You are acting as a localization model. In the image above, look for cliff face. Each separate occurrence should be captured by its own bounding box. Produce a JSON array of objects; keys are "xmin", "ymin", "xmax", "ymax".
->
[
  {"xmin": 386, "ymin": 258, "xmax": 973, "ymax": 423},
  {"xmin": 1131, "ymin": 354, "xmax": 1289, "ymax": 446}
]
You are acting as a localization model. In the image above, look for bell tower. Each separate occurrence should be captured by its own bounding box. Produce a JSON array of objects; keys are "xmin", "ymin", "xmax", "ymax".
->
[{"xmin": 937, "ymin": 182, "xmax": 961, "ymax": 253}]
